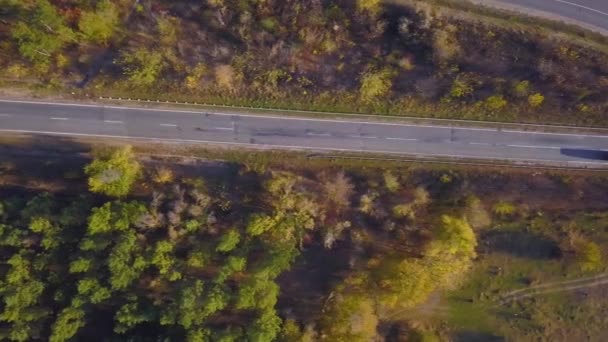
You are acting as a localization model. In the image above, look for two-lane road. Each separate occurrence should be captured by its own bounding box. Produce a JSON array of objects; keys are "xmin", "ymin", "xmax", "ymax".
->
[
  {"xmin": 0, "ymin": 99, "xmax": 607, "ymax": 168},
  {"xmin": 476, "ymin": 0, "xmax": 608, "ymax": 34}
]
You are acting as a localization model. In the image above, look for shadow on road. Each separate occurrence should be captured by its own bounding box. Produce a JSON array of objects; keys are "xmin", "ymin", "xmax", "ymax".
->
[{"xmin": 560, "ymin": 148, "xmax": 608, "ymax": 161}]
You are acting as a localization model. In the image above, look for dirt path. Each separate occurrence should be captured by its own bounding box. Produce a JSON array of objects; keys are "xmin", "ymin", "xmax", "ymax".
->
[{"xmin": 499, "ymin": 272, "xmax": 608, "ymax": 304}]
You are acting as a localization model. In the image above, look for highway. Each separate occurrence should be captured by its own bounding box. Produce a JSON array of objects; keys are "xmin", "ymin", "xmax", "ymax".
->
[
  {"xmin": 0, "ymin": 99, "xmax": 607, "ymax": 168},
  {"xmin": 478, "ymin": 0, "xmax": 608, "ymax": 34}
]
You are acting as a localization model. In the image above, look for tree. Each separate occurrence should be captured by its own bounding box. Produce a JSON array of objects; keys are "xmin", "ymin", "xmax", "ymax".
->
[
  {"xmin": 49, "ymin": 306, "xmax": 85, "ymax": 342},
  {"xmin": 247, "ymin": 309, "xmax": 282, "ymax": 342},
  {"xmin": 359, "ymin": 69, "xmax": 393, "ymax": 103},
  {"xmin": 152, "ymin": 240, "xmax": 178, "ymax": 278},
  {"xmin": 114, "ymin": 301, "xmax": 154, "ymax": 333},
  {"xmin": 85, "ymin": 146, "xmax": 141, "ymax": 197},
  {"xmin": 78, "ymin": 0, "xmax": 120, "ymax": 45},
  {"xmin": 320, "ymin": 291, "xmax": 378, "ymax": 341},
  {"xmin": 108, "ymin": 231, "xmax": 147, "ymax": 290},
  {"xmin": 119, "ymin": 48, "xmax": 165, "ymax": 88},
  {"xmin": 0, "ymin": 254, "xmax": 48, "ymax": 341},
  {"xmin": 11, "ymin": 0, "xmax": 74, "ymax": 66},
  {"xmin": 216, "ymin": 229, "xmax": 241, "ymax": 253}
]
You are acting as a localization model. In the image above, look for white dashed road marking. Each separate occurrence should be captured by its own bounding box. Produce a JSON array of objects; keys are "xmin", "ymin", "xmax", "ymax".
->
[
  {"xmin": 104, "ymin": 120, "xmax": 123, "ymax": 124},
  {"xmin": 160, "ymin": 123, "xmax": 178, "ymax": 127},
  {"xmin": 386, "ymin": 137, "xmax": 418, "ymax": 141},
  {"xmin": 50, "ymin": 117, "xmax": 69, "ymax": 120}
]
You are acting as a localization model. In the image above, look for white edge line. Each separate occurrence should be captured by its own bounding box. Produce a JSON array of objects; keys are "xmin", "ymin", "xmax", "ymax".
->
[
  {"xmin": 507, "ymin": 144, "xmax": 562, "ymax": 150},
  {"xmin": 1, "ymin": 128, "xmax": 607, "ymax": 166},
  {"xmin": 2, "ymin": 99, "xmax": 607, "ymax": 138},
  {"xmin": 554, "ymin": 0, "xmax": 608, "ymax": 16}
]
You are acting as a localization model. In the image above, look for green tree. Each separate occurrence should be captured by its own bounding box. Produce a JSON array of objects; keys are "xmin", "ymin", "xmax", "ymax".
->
[
  {"xmin": 11, "ymin": 0, "xmax": 74, "ymax": 66},
  {"xmin": 108, "ymin": 231, "xmax": 147, "ymax": 290},
  {"xmin": 85, "ymin": 146, "xmax": 141, "ymax": 197},
  {"xmin": 247, "ymin": 309, "xmax": 282, "ymax": 342},
  {"xmin": 216, "ymin": 229, "xmax": 241, "ymax": 253},
  {"xmin": 77, "ymin": 278, "xmax": 111, "ymax": 304},
  {"xmin": 320, "ymin": 291, "xmax": 378, "ymax": 341},
  {"xmin": 119, "ymin": 48, "xmax": 165, "ymax": 88},
  {"xmin": 152, "ymin": 240, "xmax": 178, "ymax": 278},
  {"xmin": 49, "ymin": 306, "xmax": 85, "ymax": 342},
  {"xmin": 0, "ymin": 254, "xmax": 48, "ymax": 341},
  {"xmin": 78, "ymin": 0, "xmax": 120, "ymax": 45},
  {"xmin": 114, "ymin": 301, "xmax": 154, "ymax": 333}
]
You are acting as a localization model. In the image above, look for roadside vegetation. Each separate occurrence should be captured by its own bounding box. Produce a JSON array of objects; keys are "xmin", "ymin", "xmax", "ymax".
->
[
  {"xmin": 1, "ymin": 0, "xmax": 608, "ymax": 125},
  {"xmin": 0, "ymin": 138, "xmax": 608, "ymax": 340}
]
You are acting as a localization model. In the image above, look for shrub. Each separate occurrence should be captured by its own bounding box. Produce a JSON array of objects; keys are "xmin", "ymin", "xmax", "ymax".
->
[
  {"xmin": 485, "ymin": 95, "xmax": 507, "ymax": 111},
  {"xmin": 433, "ymin": 25, "xmax": 460, "ymax": 61},
  {"xmin": 393, "ymin": 204, "xmax": 415, "ymax": 219},
  {"xmin": 513, "ymin": 80, "xmax": 530, "ymax": 97},
  {"xmin": 215, "ymin": 64, "xmax": 236, "ymax": 91},
  {"xmin": 575, "ymin": 241, "xmax": 602, "ymax": 271},
  {"xmin": 493, "ymin": 201, "xmax": 516, "ymax": 217},
  {"xmin": 449, "ymin": 78, "xmax": 473, "ymax": 99},
  {"xmin": 357, "ymin": 0, "xmax": 382, "ymax": 14},
  {"xmin": 383, "ymin": 171, "xmax": 400, "ymax": 193},
  {"xmin": 359, "ymin": 69, "xmax": 393, "ymax": 103},
  {"xmin": 528, "ymin": 93, "xmax": 545, "ymax": 107},
  {"xmin": 152, "ymin": 167, "xmax": 174, "ymax": 184}
]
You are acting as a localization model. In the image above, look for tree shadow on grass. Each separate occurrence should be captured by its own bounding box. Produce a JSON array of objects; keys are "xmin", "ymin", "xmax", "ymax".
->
[
  {"xmin": 480, "ymin": 230, "xmax": 561, "ymax": 259},
  {"xmin": 454, "ymin": 331, "xmax": 505, "ymax": 342}
]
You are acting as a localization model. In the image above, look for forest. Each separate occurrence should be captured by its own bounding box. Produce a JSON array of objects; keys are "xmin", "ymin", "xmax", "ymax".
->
[
  {"xmin": 0, "ymin": 0, "xmax": 608, "ymax": 125},
  {"xmin": 0, "ymin": 141, "xmax": 607, "ymax": 341}
]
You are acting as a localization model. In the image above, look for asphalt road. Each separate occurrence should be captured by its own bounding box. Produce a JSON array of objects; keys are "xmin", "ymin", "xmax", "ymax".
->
[
  {"xmin": 0, "ymin": 99, "xmax": 607, "ymax": 167},
  {"xmin": 486, "ymin": 0, "xmax": 608, "ymax": 33}
]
